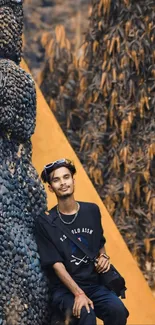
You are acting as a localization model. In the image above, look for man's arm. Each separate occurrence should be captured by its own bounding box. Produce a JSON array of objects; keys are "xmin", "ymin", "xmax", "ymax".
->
[
  {"xmin": 35, "ymin": 221, "xmax": 93, "ymax": 319},
  {"xmin": 53, "ymin": 262, "xmax": 94, "ymax": 318},
  {"xmin": 95, "ymin": 204, "xmax": 110, "ymax": 273},
  {"xmin": 99, "ymin": 245, "xmax": 106, "ymax": 255},
  {"xmin": 95, "ymin": 245, "xmax": 110, "ymax": 273},
  {"xmin": 53, "ymin": 262, "xmax": 83, "ymax": 296}
]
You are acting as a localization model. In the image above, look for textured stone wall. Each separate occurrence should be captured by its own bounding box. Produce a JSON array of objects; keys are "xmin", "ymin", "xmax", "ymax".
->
[{"xmin": 0, "ymin": 1, "xmax": 51, "ymax": 324}]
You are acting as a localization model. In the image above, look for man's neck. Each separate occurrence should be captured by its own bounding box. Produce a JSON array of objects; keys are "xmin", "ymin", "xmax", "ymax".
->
[{"xmin": 57, "ymin": 196, "xmax": 78, "ymax": 215}]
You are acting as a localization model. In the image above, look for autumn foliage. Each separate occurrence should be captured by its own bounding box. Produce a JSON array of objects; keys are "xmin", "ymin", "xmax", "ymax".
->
[{"xmin": 38, "ymin": 0, "xmax": 155, "ymax": 288}]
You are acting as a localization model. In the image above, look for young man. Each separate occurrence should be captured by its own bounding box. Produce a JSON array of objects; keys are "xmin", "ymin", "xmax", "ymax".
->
[{"xmin": 35, "ymin": 158, "xmax": 129, "ymax": 325}]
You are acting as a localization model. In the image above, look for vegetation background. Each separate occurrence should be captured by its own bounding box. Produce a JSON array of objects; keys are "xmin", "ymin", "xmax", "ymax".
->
[{"xmin": 23, "ymin": 0, "xmax": 155, "ymax": 293}]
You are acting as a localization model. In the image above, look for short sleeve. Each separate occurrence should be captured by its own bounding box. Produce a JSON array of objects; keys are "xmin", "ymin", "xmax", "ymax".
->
[
  {"xmin": 96, "ymin": 205, "xmax": 106, "ymax": 248},
  {"xmin": 35, "ymin": 219, "xmax": 64, "ymax": 267}
]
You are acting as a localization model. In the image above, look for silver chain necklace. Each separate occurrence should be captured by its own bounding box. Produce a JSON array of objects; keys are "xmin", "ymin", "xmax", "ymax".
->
[{"xmin": 57, "ymin": 202, "xmax": 80, "ymax": 225}]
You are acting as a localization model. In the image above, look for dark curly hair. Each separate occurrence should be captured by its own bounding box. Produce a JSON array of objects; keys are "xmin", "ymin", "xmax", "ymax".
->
[{"xmin": 41, "ymin": 159, "xmax": 76, "ymax": 184}]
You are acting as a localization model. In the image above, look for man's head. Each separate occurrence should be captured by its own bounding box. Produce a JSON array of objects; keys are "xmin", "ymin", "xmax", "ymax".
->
[{"xmin": 41, "ymin": 159, "xmax": 76, "ymax": 199}]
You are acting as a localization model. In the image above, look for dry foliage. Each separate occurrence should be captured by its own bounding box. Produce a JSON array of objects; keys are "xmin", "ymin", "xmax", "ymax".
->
[{"xmin": 38, "ymin": 0, "xmax": 155, "ymax": 288}]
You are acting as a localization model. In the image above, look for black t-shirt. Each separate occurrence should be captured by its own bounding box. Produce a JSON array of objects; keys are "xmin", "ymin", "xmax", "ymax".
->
[{"xmin": 35, "ymin": 202, "xmax": 106, "ymax": 290}]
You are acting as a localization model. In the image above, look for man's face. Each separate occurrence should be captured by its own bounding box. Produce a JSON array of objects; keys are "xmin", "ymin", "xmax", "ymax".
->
[{"xmin": 48, "ymin": 166, "xmax": 75, "ymax": 199}]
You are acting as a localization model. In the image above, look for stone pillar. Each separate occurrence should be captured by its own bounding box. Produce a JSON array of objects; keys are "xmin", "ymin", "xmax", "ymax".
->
[{"xmin": 0, "ymin": 1, "xmax": 51, "ymax": 324}]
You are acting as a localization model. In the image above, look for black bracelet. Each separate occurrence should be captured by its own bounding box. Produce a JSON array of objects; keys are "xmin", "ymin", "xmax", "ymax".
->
[{"xmin": 99, "ymin": 253, "xmax": 110, "ymax": 260}]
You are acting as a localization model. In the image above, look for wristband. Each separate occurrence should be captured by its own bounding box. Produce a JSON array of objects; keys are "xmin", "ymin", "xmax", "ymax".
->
[
  {"xmin": 75, "ymin": 292, "xmax": 85, "ymax": 297},
  {"xmin": 99, "ymin": 253, "xmax": 110, "ymax": 260}
]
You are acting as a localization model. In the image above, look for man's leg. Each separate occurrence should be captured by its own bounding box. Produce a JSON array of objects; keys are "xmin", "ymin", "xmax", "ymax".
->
[
  {"xmin": 51, "ymin": 287, "xmax": 97, "ymax": 325},
  {"xmin": 83, "ymin": 284, "xmax": 129, "ymax": 325}
]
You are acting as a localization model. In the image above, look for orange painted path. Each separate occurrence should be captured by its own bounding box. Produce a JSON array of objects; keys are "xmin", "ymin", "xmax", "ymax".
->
[{"xmin": 22, "ymin": 60, "xmax": 155, "ymax": 324}]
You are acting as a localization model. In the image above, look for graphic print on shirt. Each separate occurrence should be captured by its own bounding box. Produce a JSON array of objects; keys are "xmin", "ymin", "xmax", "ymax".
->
[{"xmin": 70, "ymin": 235, "xmax": 89, "ymax": 266}]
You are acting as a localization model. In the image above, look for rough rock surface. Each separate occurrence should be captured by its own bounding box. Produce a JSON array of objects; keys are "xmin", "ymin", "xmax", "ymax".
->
[{"xmin": 0, "ymin": 1, "xmax": 51, "ymax": 323}]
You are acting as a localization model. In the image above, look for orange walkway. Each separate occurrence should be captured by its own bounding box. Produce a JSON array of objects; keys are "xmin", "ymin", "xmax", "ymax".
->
[{"xmin": 22, "ymin": 60, "xmax": 155, "ymax": 324}]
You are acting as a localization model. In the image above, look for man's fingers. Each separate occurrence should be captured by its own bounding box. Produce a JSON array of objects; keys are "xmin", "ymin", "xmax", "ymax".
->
[
  {"xmin": 100, "ymin": 262, "xmax": 111, "ymax": 273},
  {"xmin": 77, "ymin": 307, "xmax": 81, "ymax": 318},
  {"xmin": 102, "ymin": 259, "xmax": 109, "ymax": 269},
  {"xmin": 96, "ymin": 257, "xmax": 108, "ymax": 269},
  {"xmin": 72, "ymin": 302, "xmax": 75, "ymax": 314},
  {"xmin": 96, "ymin": 258, "xmax": 109, "ymax": 272},
  {"xmin": 73, "ymin": 302, "xmax": 83, "ymax": 318},
  {"xmin": 96, "ymin": 258, "xmax": 102, "ymax": 268},
  {"xmin": 97, "ymin": 260, "xmax": 110, "ymax": 273},
  {"xmin": 88, "ymin": 299, "xmax": 94, "ymax": 310},
  {"xmin": 73, "ymin": 301, "xmax": 78, "ymax": 317},
  {"xmin": 85, "ymin": 303, "xmax": 90, "ymax": 314},
  {"xmin": 73, "ymin": 296, "xmax": 94, "ymax": 318},
  {"xmin": 102, "ymin": 262, "xmax": 111, "ymax": 273}
]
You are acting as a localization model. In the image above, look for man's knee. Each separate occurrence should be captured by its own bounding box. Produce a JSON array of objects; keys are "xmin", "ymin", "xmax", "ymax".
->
[
  {"xmin": 108, "ymin": 300, "xmax": 129, "ymax": 324},
  {"xmin": 80, "ymin": 306, "xmax": 96, "ymax": 322}
]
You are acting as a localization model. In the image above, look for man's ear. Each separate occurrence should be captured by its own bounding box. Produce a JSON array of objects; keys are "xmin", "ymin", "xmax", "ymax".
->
[{"xmin": 48, "ymin": 184, "xmax": 54, "ymax": 193}]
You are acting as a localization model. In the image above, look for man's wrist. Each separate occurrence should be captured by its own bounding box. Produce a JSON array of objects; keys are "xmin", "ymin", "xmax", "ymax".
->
[
  {"xmin": 75, "ymin": 292, "xmax": 85, "ymax": 297},
  {"xmin": 72, "ymin": 286, "xmax": 84, "ymax": 297},
  {"xmin": 99, "ymin": 253, "xmax": 110, "ymax": 260}
]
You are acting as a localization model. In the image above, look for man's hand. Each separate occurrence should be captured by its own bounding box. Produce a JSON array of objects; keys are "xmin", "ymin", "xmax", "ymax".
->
[
  {"xmin": 73, "ymin": 293, "xmax": 94, "ymax": 318},
  {"xmin": 95, "ymin": 253, "xmax": 110, "ymax": 273}
]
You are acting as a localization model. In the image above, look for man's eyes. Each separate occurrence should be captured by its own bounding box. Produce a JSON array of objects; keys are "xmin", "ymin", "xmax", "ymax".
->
[
  {"xmin": 53, "ymin": 178, "xmax": 59, "ymax": 182},
  {"xmin": 53, "ymin": 175, "xmax": 70, "ymax": 182},
  {"xmin": 64, "ymin": 175, "xmax": 70, "ymax": 179}
]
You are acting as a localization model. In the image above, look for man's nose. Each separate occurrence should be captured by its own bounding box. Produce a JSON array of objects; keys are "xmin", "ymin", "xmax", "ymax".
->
[{"xmin": 60, "ymin": 178, "xmax": 66, "ymax": 186}]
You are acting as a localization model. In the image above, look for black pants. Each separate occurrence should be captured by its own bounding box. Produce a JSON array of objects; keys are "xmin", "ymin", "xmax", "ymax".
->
[{"xmin": 51, "ymin": 284, "xmax": 129, "ymax": 325}]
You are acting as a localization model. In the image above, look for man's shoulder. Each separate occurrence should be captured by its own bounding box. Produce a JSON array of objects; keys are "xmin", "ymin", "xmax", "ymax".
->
[
  {"xmin": 79, "ymin": 201, "xmax": 99, "ymax": 211},
  {"xmin": 48, "ymin": 205, "xmax": 57, "ymax": 214},
  {"xmin": 36, "ymin": 205, "xmax": 57, "ymax": 225}
]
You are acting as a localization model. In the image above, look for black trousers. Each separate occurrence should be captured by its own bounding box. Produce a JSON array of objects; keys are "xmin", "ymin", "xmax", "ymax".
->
[{"xmin": 51, "ymin": 284, "xmax": 129, "ymax": 325}]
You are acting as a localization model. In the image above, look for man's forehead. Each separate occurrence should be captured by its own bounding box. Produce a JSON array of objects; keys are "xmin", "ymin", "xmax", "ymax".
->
[{"xmin": 50, "ymin": 166, "xmax": 71, "ymax": 178}]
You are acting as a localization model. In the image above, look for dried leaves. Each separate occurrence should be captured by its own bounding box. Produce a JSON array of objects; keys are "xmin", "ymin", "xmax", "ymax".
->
[{"xmin": 39, "ymin": 0, "xmax": 155, "ymax": 287}]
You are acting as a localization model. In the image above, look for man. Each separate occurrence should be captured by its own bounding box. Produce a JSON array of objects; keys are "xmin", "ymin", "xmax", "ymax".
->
[{"xmin": 35, "ymin": 158, "xmax": 129, "ymax": 325}]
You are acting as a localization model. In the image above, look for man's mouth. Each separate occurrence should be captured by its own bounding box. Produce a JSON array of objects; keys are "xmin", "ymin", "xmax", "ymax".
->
[{"xmin": 60, "ymin": 187, "xmax": 69, "ymax": 191}]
